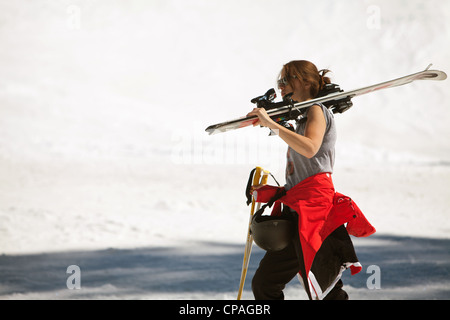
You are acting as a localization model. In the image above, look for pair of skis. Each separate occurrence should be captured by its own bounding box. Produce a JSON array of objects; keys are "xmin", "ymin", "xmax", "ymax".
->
[{"xmin": 205, "ymin": 64, "xmax": 447, "ymax": 135}]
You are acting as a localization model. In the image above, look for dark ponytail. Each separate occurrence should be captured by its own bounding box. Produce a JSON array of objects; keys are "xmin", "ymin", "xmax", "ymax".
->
[{"xmin": 318, "ymin": 69, "xmax": 332, "ymax": 91}]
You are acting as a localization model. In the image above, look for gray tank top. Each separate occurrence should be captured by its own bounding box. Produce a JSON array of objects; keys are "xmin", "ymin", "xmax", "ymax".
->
[{"xmin": 285, "ymin": 104, "xmax": 336, "ymax": 190}]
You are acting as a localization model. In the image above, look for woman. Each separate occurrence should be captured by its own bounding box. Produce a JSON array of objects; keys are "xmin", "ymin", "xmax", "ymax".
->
[{"xmin": 247, "ymin": 60, "xmax": 374, "ymax": 300}]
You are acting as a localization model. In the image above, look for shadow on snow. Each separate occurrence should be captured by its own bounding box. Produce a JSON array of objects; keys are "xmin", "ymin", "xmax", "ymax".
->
[{"xmin": 1, "ymin": 234, "xmax": 449, "ymax": 299}]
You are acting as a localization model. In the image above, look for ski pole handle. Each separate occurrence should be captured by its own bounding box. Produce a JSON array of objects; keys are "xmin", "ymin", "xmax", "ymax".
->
[
  {"xmin": 253, "ymin": 167, "xmax": 262, "ymax": 186},
  {"xmin": 260, "ymin": 170, "xmax": 269, "ymax": 185}
]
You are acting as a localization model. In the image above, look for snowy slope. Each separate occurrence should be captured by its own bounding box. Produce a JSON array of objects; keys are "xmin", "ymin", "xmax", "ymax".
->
[{"xmin": 0, "ymin": 0, "xmax": 449, "ymax": 300}]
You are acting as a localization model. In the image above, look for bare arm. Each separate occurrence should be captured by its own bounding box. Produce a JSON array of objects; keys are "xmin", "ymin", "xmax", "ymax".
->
[{"xmin": 247, "ymin": 104, "xmax": 326, "ymax": 159}]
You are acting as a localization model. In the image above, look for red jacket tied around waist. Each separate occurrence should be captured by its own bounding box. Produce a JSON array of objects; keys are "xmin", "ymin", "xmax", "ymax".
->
[{"xmin": 253, "ymin": 172, "xmax": 376, "ymax": 277}]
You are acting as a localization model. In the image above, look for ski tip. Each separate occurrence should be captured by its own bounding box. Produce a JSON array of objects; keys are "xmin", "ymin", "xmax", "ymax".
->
[
  {"xmin": 427, "ymin": 70, "xmax": 447, "ymax": 81},
  {"xmin": 423, "ymin": 64, "xmax": 447, "ymax": 81},
  {"xmin": 418, "ymin": 68, "xmax": 447, "ymax": 81}
]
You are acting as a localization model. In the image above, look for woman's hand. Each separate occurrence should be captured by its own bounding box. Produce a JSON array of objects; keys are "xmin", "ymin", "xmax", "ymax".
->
[{"xmin": 246, "ymin": 108, "xmax": 277, "ymax": 129}]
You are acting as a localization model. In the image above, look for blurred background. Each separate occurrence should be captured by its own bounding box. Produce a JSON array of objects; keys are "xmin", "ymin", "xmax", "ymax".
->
[{"xmin": 1, "ymin": 0, "xmax": 449, "ymax": 299}]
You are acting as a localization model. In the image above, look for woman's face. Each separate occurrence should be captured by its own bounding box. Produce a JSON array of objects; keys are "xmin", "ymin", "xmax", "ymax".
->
[{"xmin": 278, "ymin": 69, "xmax": 311, "ymax": 102}]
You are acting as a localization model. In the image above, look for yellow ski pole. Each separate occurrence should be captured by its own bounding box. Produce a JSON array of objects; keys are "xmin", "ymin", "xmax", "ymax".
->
[{"xmin": 237, "ymin": 167, "xmax": 269, "ymax": 300}]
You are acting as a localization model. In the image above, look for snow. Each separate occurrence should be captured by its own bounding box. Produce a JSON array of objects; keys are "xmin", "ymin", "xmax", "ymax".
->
[{"xmin": 1, "ymin": 0, "xmax": 450, "ymax": 300}]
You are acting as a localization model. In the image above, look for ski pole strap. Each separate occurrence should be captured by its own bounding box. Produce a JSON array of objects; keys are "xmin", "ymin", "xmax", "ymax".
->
[
  {"xmin": 245, "ymin": 168, "xmax": 257, "ymax": 206},
  {"xmin": 269, "ymin": 172, "xmax": 281, "ymax": 187}
]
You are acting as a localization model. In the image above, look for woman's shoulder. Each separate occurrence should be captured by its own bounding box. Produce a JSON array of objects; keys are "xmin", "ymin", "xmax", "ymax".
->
[
  {"xmin": 307, "ymin": 103, "xmax": 333, "ymax": 118},
  {"xmin": 296, "ymin": 103, "xmax": 334, "ymax": 128},
  {"xmin": 308, "ymin": 103, "xmax": 334, "ymax": 127}
]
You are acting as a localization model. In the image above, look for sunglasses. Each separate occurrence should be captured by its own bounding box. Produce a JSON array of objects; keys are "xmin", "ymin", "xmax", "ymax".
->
[{"xmin": 277, "ymin": 75, "xmax": 297, "ymax": 87}]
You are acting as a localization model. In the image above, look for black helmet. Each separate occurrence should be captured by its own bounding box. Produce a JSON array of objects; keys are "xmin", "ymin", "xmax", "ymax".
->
[{"xmin": 250, "ymin": 210, "xmax": 294, "ymax": 252}]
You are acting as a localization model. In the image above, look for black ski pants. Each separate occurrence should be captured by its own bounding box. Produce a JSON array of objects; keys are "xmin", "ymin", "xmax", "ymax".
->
[{"xmin": 252, "ymin": 226, "xmax": 350, "ymax": 300}]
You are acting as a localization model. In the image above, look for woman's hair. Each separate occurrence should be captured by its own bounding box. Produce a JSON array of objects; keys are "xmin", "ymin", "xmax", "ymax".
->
[{"xmin": 279, "ymin": 60, "xmax": 331, "ymax": 98}]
